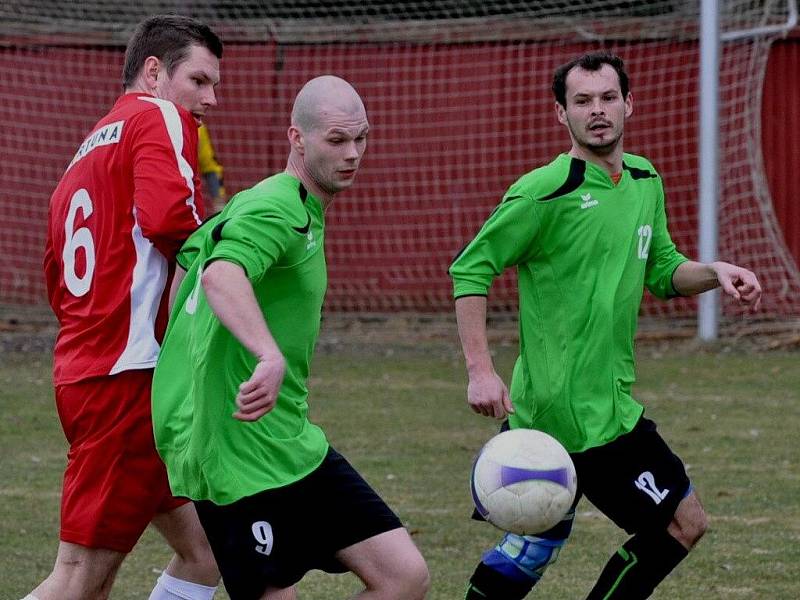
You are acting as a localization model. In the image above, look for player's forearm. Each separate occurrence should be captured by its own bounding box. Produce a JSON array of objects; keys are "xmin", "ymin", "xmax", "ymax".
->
[
  {"xmin": 202, "ymin": 260, "xmax": 282, "ymax": 362},
  {"xmin": 672, "ymin": 260, "xmax": 721, "ymax": 296},
  {"xmin": 455, "ymin": 295, "xmax": 495, "ymax": 375}
]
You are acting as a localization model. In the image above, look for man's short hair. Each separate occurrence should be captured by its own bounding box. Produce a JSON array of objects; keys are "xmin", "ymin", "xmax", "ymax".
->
[
  {"xmin": 552, "ymin": 52, "xmax": 629, "ymax": 108},
  {"xmin": 122, "ymin": 14, "xmax": 223, "ymax": 89}
]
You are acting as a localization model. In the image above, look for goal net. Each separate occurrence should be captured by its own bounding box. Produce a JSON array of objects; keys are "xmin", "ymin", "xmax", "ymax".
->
[{"xmin": 1, "ymin": 1, "xmax": 798, "ymax": 337}]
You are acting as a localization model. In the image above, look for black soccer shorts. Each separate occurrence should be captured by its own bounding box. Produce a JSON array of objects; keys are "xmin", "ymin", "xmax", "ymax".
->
[
  {"xmin": 194, "ymin": 446, "xmax": 404, "ymax": 600},
  {"xmin": 572, "ymin": 416, "xmax": 691, "ymax": 534}
]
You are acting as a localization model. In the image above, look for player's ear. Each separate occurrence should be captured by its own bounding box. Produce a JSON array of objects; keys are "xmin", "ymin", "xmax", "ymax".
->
[
  {"xmin": 555, "ymin": 101, "xmax": 567, "ymax": 125},
  {"xmin": 288, "ymin": 125, "xmax": 304, "ymax": 154},
  {"xmin": 142, "ymin": 56, "xmax": 161, "ymax": 91},
  {"xmin": 624, "ymin": 92, "xmax": 633, "ymax": 119}
]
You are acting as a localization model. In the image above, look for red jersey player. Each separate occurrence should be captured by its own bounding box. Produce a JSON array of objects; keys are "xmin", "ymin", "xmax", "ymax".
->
[{"xmin": 30, "ymin": 15, "xmax": 222, "ymax": 600}]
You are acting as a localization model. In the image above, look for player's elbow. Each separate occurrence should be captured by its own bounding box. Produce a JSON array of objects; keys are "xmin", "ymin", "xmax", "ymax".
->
[
  {"xmin": 201, "ymin": 260, "xmax": 247, "ymax": 302},
  {"xmin": 200, "ymin": 261, "xmax": 224, "ymax": 297}
]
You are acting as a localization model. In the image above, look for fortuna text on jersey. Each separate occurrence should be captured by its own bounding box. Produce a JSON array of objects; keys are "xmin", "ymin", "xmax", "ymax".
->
[{"xmin": 67, "ymin": 121, "xmax": 124, "ymax": 171}]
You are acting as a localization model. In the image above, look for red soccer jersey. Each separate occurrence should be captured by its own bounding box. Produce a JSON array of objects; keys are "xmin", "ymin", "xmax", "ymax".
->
[{"xmin": 44, "ymin": 93, "xmax": 205, "ymax": 385}]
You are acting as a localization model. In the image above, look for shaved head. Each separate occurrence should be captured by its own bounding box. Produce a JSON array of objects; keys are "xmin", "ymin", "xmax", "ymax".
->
[
  {"xmin": 291, "ymin": 75, "xmax": 365, "ymax": 132},
  {"xmin": 286, "ymin": 75, "xmax": 369, "ymax": 201}
]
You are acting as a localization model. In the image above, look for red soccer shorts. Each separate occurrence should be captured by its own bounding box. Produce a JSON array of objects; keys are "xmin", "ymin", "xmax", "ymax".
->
[{"xmin": 55, "ymin": 369, "xmax": 187, "ymax": 553}]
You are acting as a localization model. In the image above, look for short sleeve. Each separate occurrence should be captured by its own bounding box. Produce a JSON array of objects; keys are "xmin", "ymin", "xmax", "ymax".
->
[
  {"xmin": 449, "ymin": 187, "xmax": 539, "ymax": 298},
  {"xmin": 645, "ymin": 178, "xmax": 689, "ymax": 299},
  {"xmin": 205, "ymin": 211, "xmax": 294, "ymax": 281},
  {"xmin": 177, "ymin": 214, "xmax": 222, "ymax": 271}
]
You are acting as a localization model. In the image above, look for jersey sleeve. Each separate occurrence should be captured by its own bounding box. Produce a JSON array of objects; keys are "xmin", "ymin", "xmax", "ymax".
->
[
  {"xmin": 177, "ymin": 214, "xmax": 223, "ymax": 271},
  {"xmin": 130, "ymin": 104, "xmax": 204, "ymax": 260},
  {"xmin": 644, "ymin": 178, "xmax": 689, "ymax": 299},
  {"xmin": 205, "ymin": 209, "xmax": 294, "ymax": 281},
  {"xmin": 449, "ymin": 186, "xmax": 540, "ymax": 298}
]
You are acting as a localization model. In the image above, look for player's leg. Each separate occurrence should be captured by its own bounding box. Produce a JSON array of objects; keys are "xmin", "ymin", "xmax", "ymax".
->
[
  {"xmin": 667, "ymin": 489, "xmax": 707, "ymax": 548},
  {"xmin": 335, "ymin": 527, "xmax": 430, "ymax": 599},
  {"xmin": 586, "ymin": 491, "xmax": 706, "ymax": 600},
  {"xmin": 25, "ymin": 371, "xmax": 219, "ymax": 600},
  {"xmin": 464, "ymin": 509, "xmax": 575, "ymax": 600},
  {"xmin": 149, "ymin": 502, "xmax": 220, "ymax": 599},
  {"xmin": 192, "ymin": 493, "xmax": 303, "ymax": 600},
  {"xmin": 316, "ymin": 447, "xmax": 428, "ymax": 599},
  {"xmin": 464, "ymin": 417, "xmax": 576, "ymax": 600},
  {"xmin": 190, "ymin": 446, "xmax": 425, "ymax": 599},
  {"xmin": 581, "ymin": 417, "xmax": 706, "ymax": 600},
  {"xmin": 25, "ymin": 374, "xmax": 150, "ymax": 599},
  {"xmin": 132, "ymin": 367, "xmax": 220, "ymax": 600},
  {"xmin": 29, "ymin": 542, "xmax": 125, "ymax": 600}
]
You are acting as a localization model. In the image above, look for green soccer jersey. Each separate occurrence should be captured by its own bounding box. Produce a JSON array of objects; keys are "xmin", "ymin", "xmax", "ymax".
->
[
  {"xmin": 152, "ymin": 173, "xmax": 329, "ymax": 505},
  {"xmin": 449, "ymin": 153, "xmax": 688, "ymax": 453}
]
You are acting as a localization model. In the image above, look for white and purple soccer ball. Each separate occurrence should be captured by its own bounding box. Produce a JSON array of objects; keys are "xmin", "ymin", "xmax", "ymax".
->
[{"xmin": 471, "ymin": 428, "xmax": 577, "ymax": 535}]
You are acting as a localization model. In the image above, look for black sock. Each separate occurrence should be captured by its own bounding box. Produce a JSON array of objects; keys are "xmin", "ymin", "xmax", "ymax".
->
[
  {"xmin": 585, "ymin": 529, "xmax": 689, "ymax": 599},
  {"xmin": 465, "ymin": 561, "xmax": 534, "ymax": 600}
]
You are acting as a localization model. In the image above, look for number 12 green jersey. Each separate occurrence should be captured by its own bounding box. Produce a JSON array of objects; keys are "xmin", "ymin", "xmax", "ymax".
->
[{"xmin": 449, "ymin": 153, "xmax": 688, "ymax": 453}]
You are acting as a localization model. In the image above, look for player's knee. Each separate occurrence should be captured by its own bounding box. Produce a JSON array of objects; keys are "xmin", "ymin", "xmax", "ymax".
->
[
  {"xmin": 167, "ymin": 528, "xmax": 218, "ymax": 576},
  {"xmin": 46, "ymin": 555, "xmax": 114, "ymax": 600},
  {"xmin": 668, "ymin": 514, "xmax": 707, "ymax": 550},
  {"xmin": 669, "ymin": 495, "xmax": 708, "ymax": 549},
  {"xmin": 174, "ymin": 541, "xmax": 218, "ymax": 574},
  {"xmin": 410, "ymin": 552, "xmax": 431, "ymax": 597},
  {"xmin": 369, "ymin": 547, "xmax": 429, "ymax": 600},
  {"xmin": 679, "ymin": 508, "xmax": 708, "ymax": 547},
  {"xmin": 388, "ymin": 550, "xmax": 430, "ymax": 599}
]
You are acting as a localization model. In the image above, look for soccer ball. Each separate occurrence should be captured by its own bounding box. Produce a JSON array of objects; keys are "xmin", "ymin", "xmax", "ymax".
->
[{"xmin": 471, "ymin": 428, "xmax": 577, "ymax": 535}]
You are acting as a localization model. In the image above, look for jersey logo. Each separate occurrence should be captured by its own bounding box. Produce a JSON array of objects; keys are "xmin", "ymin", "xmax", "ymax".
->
[
  {"xmin": 185, "ymin": 266, "xmax": 203, "ymax": 315},
  {"xmin": 67, "ymin": 120, "xmax": 124, "ymax": 171},
  {"xmin": 635, "ymin": 471, "xmax": 670, "ymax": 504},
  {"xmin": 293, "ymin": 213, "xmax": 311, "ymax": 235},
  {"xmin": 580, "ymin": 193, "xmax": 599, "ymax": 209},
  {"xmin": 252, "ymin": 520, "xmax": 274, "ymax": 556}
]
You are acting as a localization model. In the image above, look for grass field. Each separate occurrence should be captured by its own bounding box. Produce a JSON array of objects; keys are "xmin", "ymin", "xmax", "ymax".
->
[{"xmin": 2, "ymin": 340, "xmax": 799, "ymax": 599}]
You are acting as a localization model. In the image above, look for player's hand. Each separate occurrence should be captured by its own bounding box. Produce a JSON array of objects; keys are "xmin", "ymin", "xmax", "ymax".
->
[
  {"xmin": 467, "ymin": 369, "xmax": 514, "ymax": 419},
  {"xmin": 711, "ymin": 261, "xmax": 762, "ymax": 311},
  {"xmin": 233, "ymin": 353, "xmax": 286, "ymax": 421}
]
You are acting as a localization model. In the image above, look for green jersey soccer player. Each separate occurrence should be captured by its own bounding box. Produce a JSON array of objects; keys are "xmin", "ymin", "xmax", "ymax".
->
[
  {"xmin": 154, "ymin": 172, "xmax": 330, "ymax": 502},
  {"xmin": 451, "ymin": 52, "xmax": 762, "ymax": 600},
  {"xmin": 153, "ymin": 76, "xmax": 429, "ymax": 600}
]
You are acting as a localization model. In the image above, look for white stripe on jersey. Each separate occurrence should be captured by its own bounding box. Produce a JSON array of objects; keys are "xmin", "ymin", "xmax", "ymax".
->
[
  {"xmin": 110, "ymin": 207, "xmax": 168, "ymax": 374},
  {"xmin": 139, "ymin": 96, "xmax": 202, "ymax": 226}
]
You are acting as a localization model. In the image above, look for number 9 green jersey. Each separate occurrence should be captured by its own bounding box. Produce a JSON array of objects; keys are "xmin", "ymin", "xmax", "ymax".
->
[{"xmin": 153, "ymin": 173, "xmax": 329, "ymax": 505}]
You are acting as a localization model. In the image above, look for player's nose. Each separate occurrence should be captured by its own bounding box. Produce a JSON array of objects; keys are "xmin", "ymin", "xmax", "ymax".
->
[
  {"xmin": 204, "ymin": 87, "xmax": 218, "ymax": 108},
  {"xmin": 343, "ymin": 141, "xmax": 360, "ymax": 160}
]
